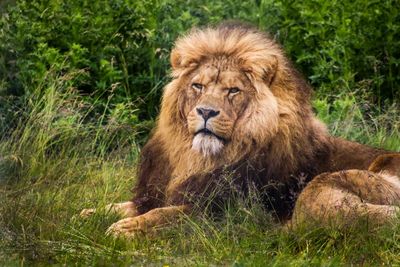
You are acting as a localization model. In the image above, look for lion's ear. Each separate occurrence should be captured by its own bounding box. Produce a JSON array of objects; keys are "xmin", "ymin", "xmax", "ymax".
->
[
  {"xmin": 244, "ymin": 55, "xmax": 278, "ymax": 86},
  {"xmin": 262, "ymin": 55, "xmax": 278, "ymax": 85},
  {"xmin": 170, "ymin": 48, "xmax": 181, "ymax": 70},
  {"xmin": 170, "ymin": 48, "xmax": 198, "ymax": 78}
]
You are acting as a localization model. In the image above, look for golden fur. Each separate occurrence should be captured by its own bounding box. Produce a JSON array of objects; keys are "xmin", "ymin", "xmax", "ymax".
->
[
  {"xmin": 291, "ymin": 154, "xmax": 400, "ymax": 227},
  {"xmin": 81, "ymin": 23, "xmax": 398, "ymax": 238}
]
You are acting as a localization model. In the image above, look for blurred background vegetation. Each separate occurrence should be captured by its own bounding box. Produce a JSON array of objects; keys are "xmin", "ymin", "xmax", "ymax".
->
[
  {"xmin": 1, "ymin": 0, "xmax": 399, "ymax": 139},
  {"xmin": 0, "ymin": 0, "xmax": 399, "ymax": 265}
]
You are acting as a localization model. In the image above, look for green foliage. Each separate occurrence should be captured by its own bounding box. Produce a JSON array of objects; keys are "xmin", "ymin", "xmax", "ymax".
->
[
  {"xmin": 1, "ymin": 0, "xmax": 161, "ymax": 130},
  {"xmin": 258, "ymin": 0, "xmax": 400, "ymax": 102},
  {"xmin": 0, "ymin": 0, "xmax": 399, "ymax": 131}
]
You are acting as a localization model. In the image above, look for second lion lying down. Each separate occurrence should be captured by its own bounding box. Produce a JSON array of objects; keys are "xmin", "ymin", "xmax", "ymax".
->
[{"xmin": 81, "ymin": 23, "xmax": 399, "ymax": 237}]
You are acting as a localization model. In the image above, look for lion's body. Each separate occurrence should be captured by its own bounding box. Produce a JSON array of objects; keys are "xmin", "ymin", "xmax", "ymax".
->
[
  {"xmin": 134, "ymin": 135, "xmax": 387, "ymax": 220},
  {"xmin": 81, "ymin": 23, "xmax": 399, "ymax": 237},
  {"xmin": 291, "ymin": 154, "xmax": 400, "ymax": 226}
]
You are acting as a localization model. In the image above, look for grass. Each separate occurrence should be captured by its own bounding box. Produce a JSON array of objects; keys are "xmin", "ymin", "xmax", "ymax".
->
[{"xmin": 0, "ymin": 71, "xmax": 399, "ymax": 266}]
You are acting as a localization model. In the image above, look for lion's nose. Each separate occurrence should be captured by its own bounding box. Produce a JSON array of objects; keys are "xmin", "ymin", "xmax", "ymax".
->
[{"xmin": 196, "ymin": 107, "xmax": 220, "ymax": 121}]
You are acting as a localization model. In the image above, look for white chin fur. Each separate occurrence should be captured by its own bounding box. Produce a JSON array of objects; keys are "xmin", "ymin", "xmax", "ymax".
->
[{"xmin": 192, "ymin": 133, "xmax": 224, "ymax": 157}]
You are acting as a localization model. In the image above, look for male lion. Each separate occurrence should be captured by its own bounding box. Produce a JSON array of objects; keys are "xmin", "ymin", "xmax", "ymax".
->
[{"xmin": 81, "ymin": 22, "xmax": 399, "ymax": 237}]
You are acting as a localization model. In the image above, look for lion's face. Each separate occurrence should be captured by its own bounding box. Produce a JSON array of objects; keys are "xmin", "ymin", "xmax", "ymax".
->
[
  {"xmin": 184, "ymin": 63, "xmax": 251, "ymax": 156},
  {"xmin": 161, "ymin": 25, "xmax": 303, "ymax": 161},
  {"xmin": 181, "ymin": 61, "xmax": 279, "ymax": 157}
]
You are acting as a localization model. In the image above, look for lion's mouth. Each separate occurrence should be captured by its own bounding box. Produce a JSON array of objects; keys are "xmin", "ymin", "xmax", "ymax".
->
[{"xmin": 195, "ymin": 128, "xmax": 226, "ymax": 143}]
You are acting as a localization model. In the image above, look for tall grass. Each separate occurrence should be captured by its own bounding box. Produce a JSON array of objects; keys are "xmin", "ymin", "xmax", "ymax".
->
[
  {"xmin": 0, "ymin": 69, "xmax": 399, "ymax": 265},
  {"xmin": 0, "ymin": 71, "xmax": 139, "ymax": 264}
]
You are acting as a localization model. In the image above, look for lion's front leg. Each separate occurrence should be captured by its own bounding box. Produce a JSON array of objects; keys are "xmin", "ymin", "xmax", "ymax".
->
[
  {"xmin": 106, "ymin": 204, "xmax": 191, "ymax": 238},
  {"xmin": 80, "ymin": 201, "xmax": 138, "ymax": 218}
]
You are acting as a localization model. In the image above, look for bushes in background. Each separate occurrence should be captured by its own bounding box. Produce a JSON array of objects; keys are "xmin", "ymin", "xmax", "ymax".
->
[{"xmin": 0, "ymin": 0, "xmax": 399, "ymax": 137}]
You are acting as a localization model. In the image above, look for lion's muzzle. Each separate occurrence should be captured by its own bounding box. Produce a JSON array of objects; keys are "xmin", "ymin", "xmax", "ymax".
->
[{"xmin": 188, "ymin": 105, "xmax": 232, "ymax": 157}]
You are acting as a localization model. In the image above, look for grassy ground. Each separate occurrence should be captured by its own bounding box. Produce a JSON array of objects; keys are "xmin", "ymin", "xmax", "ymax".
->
[{"xmin": 0, "ymin": 74, "xmax": 399, "ymax": 266}]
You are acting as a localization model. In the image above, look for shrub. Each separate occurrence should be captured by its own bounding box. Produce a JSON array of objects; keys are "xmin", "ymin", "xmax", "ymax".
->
[{"xmin": 0, "ymin": 0, "xmax": 398, "ymax": 137}]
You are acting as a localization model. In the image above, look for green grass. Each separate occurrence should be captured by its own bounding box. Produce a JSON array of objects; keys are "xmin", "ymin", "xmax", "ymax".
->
[{"xmin": 0, "ymin": 72, "xmax": 399, "ymax": 266}]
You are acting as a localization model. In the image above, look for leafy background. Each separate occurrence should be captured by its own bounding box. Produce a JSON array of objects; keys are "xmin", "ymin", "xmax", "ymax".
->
[{"xmin": 0, "ymin": 0, "xmax": 399, "ymax": 265}]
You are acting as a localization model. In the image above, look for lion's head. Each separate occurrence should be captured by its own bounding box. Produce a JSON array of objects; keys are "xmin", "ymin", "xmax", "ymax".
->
[{"xmin": 157, "ymin": 23, "xmax": 325, "ymax": 175}]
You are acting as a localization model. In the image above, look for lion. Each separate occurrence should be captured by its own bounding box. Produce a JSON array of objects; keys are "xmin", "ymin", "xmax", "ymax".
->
[
  {"xmin": 290, "ymin": 154, "xmax": 400, "ymax": 227},
  {"xmin": 81, "ymin": 22, "xmax": 399, "ymax": 237}
]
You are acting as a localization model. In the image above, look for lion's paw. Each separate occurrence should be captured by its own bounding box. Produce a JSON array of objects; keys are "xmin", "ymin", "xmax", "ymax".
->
[
  {"xmin": 80, "ymin": 208, "xmax": 96, "ymax": 218},
  {"xmin": 106, "ymin": 217, "xmax": 145, "ymax": 239}
]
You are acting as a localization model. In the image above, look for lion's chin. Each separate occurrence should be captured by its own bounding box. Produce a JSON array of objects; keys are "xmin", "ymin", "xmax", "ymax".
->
[{"xmin": 192, "ymin": 133, "xmax": 224, "ymax": 157}]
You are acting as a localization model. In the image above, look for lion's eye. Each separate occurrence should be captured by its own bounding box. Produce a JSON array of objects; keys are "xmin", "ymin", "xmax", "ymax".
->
[
  {"xmin": 228, "ymin": 87, "xmax": 240, "ymax": 95},
  {"xmin": 192, "ymin": 83, "xmax": 203, "ymax": 91}
]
